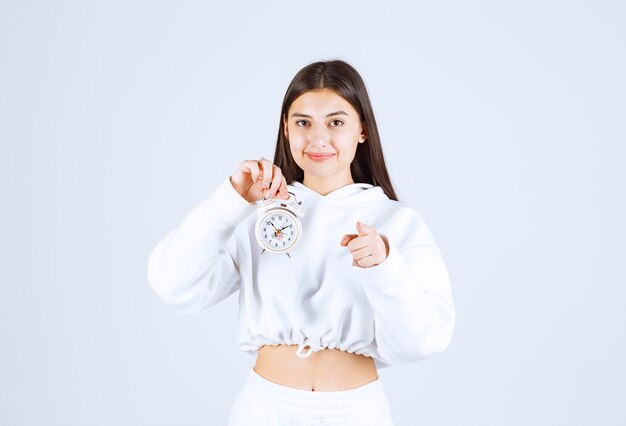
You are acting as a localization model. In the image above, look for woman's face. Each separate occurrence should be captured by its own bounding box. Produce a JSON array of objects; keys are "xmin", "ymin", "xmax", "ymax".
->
[{"xmin": 283, "ymin": 88, "xmax": 367, "ymax": 189}]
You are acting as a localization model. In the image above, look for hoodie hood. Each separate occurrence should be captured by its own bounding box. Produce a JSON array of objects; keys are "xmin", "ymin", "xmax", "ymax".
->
[{"xmin": 288, "ymin": 181, "xmax": 390, "ymax": 206}]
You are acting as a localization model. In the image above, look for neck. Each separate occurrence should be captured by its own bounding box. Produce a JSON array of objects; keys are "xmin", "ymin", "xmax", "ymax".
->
[{"xmin": 302, "ymin": 173, "xmax": 354, "ymax": 196}]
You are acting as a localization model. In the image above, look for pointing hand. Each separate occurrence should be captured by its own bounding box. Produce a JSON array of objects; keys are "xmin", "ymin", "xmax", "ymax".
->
[{"xmin": 340, "ymin": 221, "xmax": 389, "ymax": 268}]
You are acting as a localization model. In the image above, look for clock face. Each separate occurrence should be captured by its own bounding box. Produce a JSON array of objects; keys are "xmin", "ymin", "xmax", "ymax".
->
[{"xmin": 256, "ymin": 209, "xmax": 299, "ymax": 252}]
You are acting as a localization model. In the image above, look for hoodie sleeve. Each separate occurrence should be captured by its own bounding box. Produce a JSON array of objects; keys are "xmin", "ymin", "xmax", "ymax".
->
[
  {"xmin": 147, "ymin": 177, "xmax": 257, "ymax": 317},
  {"xmin": 350, "ymin": 205, "xmax": 456, "ymax": 365}
]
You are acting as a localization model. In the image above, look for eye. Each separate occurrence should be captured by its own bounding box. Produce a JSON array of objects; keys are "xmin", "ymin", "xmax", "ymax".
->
[{"xmin": 294, "ymin": 119, "xmax": 343, "ymax": 127}]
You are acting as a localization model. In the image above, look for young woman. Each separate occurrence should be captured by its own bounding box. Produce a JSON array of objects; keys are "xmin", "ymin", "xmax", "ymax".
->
[{"xmin": 147, "ymin": 60, "xmax": 456, "ymax": 425}]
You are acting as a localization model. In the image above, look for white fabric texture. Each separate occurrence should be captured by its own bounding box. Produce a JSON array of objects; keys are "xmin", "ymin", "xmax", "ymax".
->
[
  {"xmin": 147, "ymin": 176, "xmax": 456, "ymax": 369},
  {"xmin": 227, "ymin": 368, "xmax": 395, "ymax": 426}
]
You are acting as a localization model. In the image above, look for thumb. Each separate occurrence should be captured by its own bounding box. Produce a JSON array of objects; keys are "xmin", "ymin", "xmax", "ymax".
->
[{"xmin": 356, "ymin": 221, "xmax": 373, "ymax": 236}]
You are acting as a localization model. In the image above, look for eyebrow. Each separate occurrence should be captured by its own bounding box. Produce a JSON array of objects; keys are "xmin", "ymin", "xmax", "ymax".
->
[{"xmin": 290, "ymin": 110, "xmax": 349, "ymax": 118}]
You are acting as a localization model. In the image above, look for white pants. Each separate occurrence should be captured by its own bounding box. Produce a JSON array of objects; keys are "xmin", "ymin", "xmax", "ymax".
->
[{"xmin": 227, "ymin": 367, "xmax": 395, "ymax": 425}]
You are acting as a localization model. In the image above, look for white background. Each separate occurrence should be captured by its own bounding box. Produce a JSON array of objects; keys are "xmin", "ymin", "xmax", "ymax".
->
[{"xmin": 1, "ymin": 1, "xmax": 624, "ymax": 425}]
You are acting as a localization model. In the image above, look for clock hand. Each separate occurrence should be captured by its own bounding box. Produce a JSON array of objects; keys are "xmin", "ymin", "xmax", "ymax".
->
[{"xmin": 279, "ymin": 224, "xmax": 293, "ymax": 231}]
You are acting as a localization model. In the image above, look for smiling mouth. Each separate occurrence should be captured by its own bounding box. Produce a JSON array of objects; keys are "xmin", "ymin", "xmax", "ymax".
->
[{"xmin": 306, "ymin": 153, "xmax": 335, "ymax": 161}]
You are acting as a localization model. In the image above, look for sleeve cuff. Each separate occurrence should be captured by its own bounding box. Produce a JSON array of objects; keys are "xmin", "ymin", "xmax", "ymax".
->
[
  {"xmin": 210, "ymin": 176, "xmax": 257, "ymax": 225},
  {"xmin": 350, "ymin": 235, "xmax": 409, "ymax": 290}
]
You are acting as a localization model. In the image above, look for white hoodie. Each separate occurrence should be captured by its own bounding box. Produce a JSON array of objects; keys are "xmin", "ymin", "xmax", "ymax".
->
[{"xmin": 147, "ymin": 176, "xmax": 456, "ymax": 370}]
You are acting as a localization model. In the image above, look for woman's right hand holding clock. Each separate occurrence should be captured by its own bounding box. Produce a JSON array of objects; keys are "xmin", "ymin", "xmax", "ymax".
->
[{"xmin": 230, "ymin": 158, "xmax": 290, "ymax": 203}]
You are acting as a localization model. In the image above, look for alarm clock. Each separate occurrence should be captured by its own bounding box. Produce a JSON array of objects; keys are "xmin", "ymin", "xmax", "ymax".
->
[{"xmin": 254, "ymin": 191, "xmax": 305, "ymax": 258}]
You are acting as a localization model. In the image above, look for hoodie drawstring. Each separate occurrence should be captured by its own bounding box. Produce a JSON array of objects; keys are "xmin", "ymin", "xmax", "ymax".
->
[{"xmin": 296, "ymin": 337, "xmax": 313, "ymax": 358}]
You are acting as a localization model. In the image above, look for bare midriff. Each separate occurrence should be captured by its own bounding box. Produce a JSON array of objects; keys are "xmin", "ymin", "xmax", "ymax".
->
[{"xmin": 253, "ymin": 344, "xmax": 378, "ymax": 392}]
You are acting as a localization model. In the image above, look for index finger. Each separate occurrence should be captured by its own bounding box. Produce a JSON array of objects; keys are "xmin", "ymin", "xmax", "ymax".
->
[{"xmin": 259, "ymin": 158, "xmax": 274, "ymax": 188}]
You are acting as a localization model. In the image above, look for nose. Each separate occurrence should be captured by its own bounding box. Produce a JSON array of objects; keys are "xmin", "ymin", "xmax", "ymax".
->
[{"xmin": 309, "ymin": 125, "xmax": 328, "ymax": 147}]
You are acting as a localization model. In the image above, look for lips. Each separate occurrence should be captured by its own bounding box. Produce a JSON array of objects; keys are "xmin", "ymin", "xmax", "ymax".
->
[{"xmin": 306, "ymin": 153, "xmax": 335, "ymax": 161}]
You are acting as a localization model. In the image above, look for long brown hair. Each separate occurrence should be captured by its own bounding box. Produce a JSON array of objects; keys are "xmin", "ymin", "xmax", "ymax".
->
[{"xmin": 272, "ymin": 59, "xmax": 399, "ymax": 201}]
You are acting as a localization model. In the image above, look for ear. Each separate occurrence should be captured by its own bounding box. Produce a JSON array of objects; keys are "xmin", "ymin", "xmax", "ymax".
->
[
  {"xmin": 283, "ymin": 114, "xmax": 289, "ymax": 140},
  {"xmin": 359, "ymin": 122, "xmax": 367, "ymax": 143}
]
